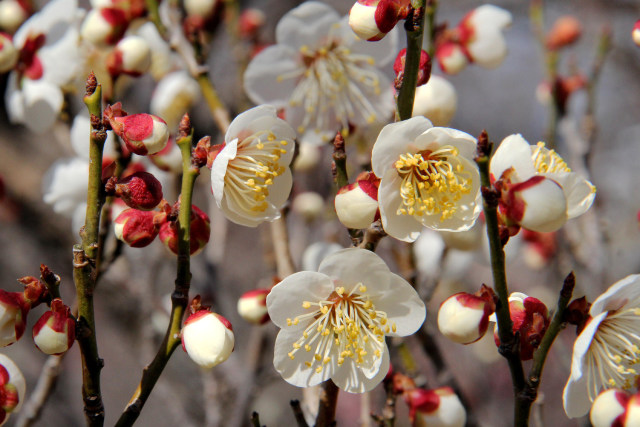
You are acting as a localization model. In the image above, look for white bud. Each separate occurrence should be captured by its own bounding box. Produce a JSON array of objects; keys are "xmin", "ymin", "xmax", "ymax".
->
[
  {"xmin": 412, "ymin": 75, "xmax": 457, "ymax": 127},
  {"xmin": 237, "ymin": 289, "xmax": 270, "ymax": 325},
  {"xmin": 0, "ymin": 0, "xmax": 28, "ymax": 33},
  {"xmin": 0, "ymin": 353, "xmax": 26, "ymax": 419},
  {"xmin": 116, "ymin": 36, "xmax": 151, "ymax": 75},
  {"xmin": 590, "ymin": 389, "xmax": 628, "ymax": 427},
  {"xmin": 0, "ymin": 33, "xmax": 18, "ymax": 73},
  {"xmin": 292, "ymin": 192, "xmax": 325, "ymax": 222},
  {"xmin": 625, "ymin": 394, "xmax": 640, "ymax": 427},
  {"xmin": 184, "ymin": 0, "xmax": 218, "ymax": 19},
  {"xmin": 413, "ymin": 387, "xmax": 466, "ymax": 427},
  {"xmin": 633, "ymin": 20, "xmax": 640, "ymax": 47},
  {"xmin": 436, "ymin": 43, "xmax": 469, "ymax": 75},
  {"xmin": 437, "ymin": 293, "xmax": 492, "ymax": 344},
  {"xmin": 81, "ymin": 8, "xmax": 126, "ymax": 46},
  {"xmin": 293, "ymin": 142, "xmax": 320, "ymax": 172},
  {"xmin": 335, "ymin": 177, "xmax": 379, "ymax": 229},
  {"xmin": 182, "ymin": 311, "xmax": 234, "ymax": 369},
  {"xmin": 349, "ymin": 2, "xmax": 384, "ymax": 41}
]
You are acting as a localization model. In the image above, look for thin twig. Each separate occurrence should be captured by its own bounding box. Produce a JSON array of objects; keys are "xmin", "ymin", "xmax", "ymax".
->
[
  {"xmin": 315, "ymin": 380, "xmax": 339, "ymax": 427},
  {"xmin": 15, "ymin": 355, "xmax": 64, "ymax": 427},
  {"xmin": 290, "ymin": 400, "xmax": 309, "ymax": 427}
]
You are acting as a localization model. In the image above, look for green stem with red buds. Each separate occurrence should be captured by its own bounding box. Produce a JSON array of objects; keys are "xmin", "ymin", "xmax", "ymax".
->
[
  {"xmin": 474, "ymin": 131, "xmax": 527, "ymax": 426},
  {"xmin": 115, "ymin": 121, "xmax": 198, "ymax": 427},
  {"xmin": 396, "ymin": 1, "xmax": 426, "ymax": 121},
  {"xmin": 75, "ymin": 74, "xmax": 106, "ymax": 427}
]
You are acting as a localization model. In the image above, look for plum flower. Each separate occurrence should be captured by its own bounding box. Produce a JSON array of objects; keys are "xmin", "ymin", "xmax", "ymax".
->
[
  {"xmin": 490, "ymin": 134, "xmax": 596, "ymax": 233},
  {"xmin": 5, "ymin": 0, "xmax": 84, "ymax": 134},
  {"xmin": 244, "ymin": 1, "xmax": 396, "ymax": 145},
  {"xmin": 563, "ymin": 274, "xmax": 640, "ymax": 418},
  {"xmin": 210, "ymin": 105, "xmax": 296, "ymax": 227},
  {"xmin": 266, "ymin": 248, "xmax": 425, "ymax": 393},
  {"xmin": 371, "ymin": 116, "xmax": 481, "ymax": 242}
]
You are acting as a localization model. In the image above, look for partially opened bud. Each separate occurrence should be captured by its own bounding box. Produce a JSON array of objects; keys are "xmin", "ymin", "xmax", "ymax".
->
[
  {"xmin": 0, "ymin": 353, "xmax": 25, "ymax": 425},
  {"xmin": 633, "ymin": 20, "xmax": 640, "ymax": 47},
  {"xmin": 0, "ymin": 291, "xmax": 28, "ymax": 347},
  {"xmin": 114, "ymin": 208, "xmax": 159, "ymax": 247},
  {"xmin": 435, "ymin": 42, "xmax": 469, "ymax": 75},
  {"xmin": 158, "ymin": 205, "xmax": 210, "ymax": 255},
  {"xmin": 412, "ymin": 75, "xmax": 457, "ymax": 126},
  {"xmin": 589, "ymin": 388, "xmax": 629, "ymax": 427},
  {"xmin": 32, "ymin": 299, "xmax": 75, "ymax": 355},
  {"xmin": 237, "ymin": 289, "xmax": 270, "ymax": 325},
  {"xmin": 182, "ymin": 296, "xmax": 234, "ymax": 369},
  {"xmin": 349, "ymin": 0, "xmax": 407, "ymax": 42},
  {"xmin": 0, "ymin": 0, "xmax": 28, "ymax": 34},
  {"xmin": 0, "ymin": 34, "xmax": 18, "ymax": 73},
  {"xmin": 405, "ymin": 387, "xmax": 466, "ymax": 427},
  {"xmin": 115, "ymin": 171, "xmax": 163, "ymax": 210},
  {"xmin": 500, "ymin": 175, "xmax": 568, "ymax": 233},
  {"xmin": 81, "ymin": 7, "xmax": 129, "ymax": 46},
  {"xmin": 545, "ymin": 16, "xmax": 582, "ymax": 50},
  {"xmin": 107, "ymin": 35, "xmax": 152, "ymax": 77},
  {"xmin": 334, "ymin": 171, "xmax": 380, "ymax": 229},
  {"xmin": 394, "ymin": 47, "xmax": 431, "ymax": 88},
  {"xmin": 437, "ymin": 285, "xmax": 496, "ymax": 344},
  {"xmin": 108, "ymin": 111, "xmax": 170, "ymax": 155}
]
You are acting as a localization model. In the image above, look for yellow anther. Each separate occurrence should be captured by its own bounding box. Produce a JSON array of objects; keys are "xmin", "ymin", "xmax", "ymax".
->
[
  {"xmin": 302, "ymin": 301, "xmax": 311, "ymax": 309},
  {"xmin": 288, "ymin": 352, "xmax": 295, "ymax": 360},
  {"xmin": 315, "ymin": 366, "xmax": 323, "ymax": 373},
  {"xmin": 336, "ymin": 287, "xmax": 345, "ymax": 295},
  {"xmin": 359, "ymin": 285, "xmax": 367, "ymax": 293},
  {"xmin": 305, "ymin": 361, "xmax": 312, "ymax": 368},
  {"xmin": 305, "ymin": 344, "xmax": 311, "ymax": 352},
  {"xmin": 286, "ymin": 318, "xmax": 292, "ymax": 326},
  {"xmin": 314, "ymin": 354, "xmax": 322, "ymax": 361}
]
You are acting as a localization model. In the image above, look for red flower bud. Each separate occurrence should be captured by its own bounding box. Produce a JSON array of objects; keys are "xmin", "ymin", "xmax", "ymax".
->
[
  {"xmin": 114, "ymin": 208, "xmax": 160, "ymax": 247},
  {"xmin": 105, "ymin": 105, "xmax": 170, "ymax": 155},
  {"xmin": 393, "ymin": 47, "xmax": 431, "ymax": 88},
  {"xmin": 0, "ymin": 353, "xmax": 25, "ymax": 424},
  {"xmin": 545, "ymin": 16, "xmax": 582, "ymax": 50},
  {"xmin": 115, "ymin": 171, "xmax": 163, "ymax": 210},
  {"xmin": 32, "ymin": 299, "xmax": 75, "ymax": 355},
  {"xmin": 158, "ymin": 204, "xmax": 210, "ymax": 255}
]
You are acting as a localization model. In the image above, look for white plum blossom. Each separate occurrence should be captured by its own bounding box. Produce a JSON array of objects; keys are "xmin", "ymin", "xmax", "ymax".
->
[
  {"xmin": 371, "ymin": 116, "xmax": 481, "ymax": 242},
  {"xmin": 5, "ymin": 0, "xmax": 84, "ymax": 134},
  {"xmin": 412, "ymin": 75, "xmax": 457, "ymax": 127},
  {"xmin": 266, "ymin": 248, "xmax": 425, "ymax": 393},
  {"xmin": 150, "ymin": 71, "xmax": 200, "ymax": 131},
  {"xmin": 490, "ymin": 134, "xmax": 596, "ymax": 233},
  {"xmin": 211, "ymin": 105, "xmax": 296, "ymax": 227},
  {"xmin": 563, "ymin": 275, "xmax": 640, "ymax": 418},
  {"xmin": 244, "ymin": 1, "xmax": 396, "ymax": 145}
]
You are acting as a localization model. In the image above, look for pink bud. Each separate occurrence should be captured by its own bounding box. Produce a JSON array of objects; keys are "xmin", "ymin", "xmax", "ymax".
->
[
  {"xmin": 182, "ymin": 296, "xmax": 234, "ymax": 369},
  {"xmin": 334, "ymin": 171, "xmax": 380, "ymax": 229},
  {"xmin": 0, "ymin": 353, "xmax": 25, "ymax": 424},
  {"xmin": 589, "ymin": 388, "xmax": 629, "ymax": 427},
  {"xmin": 81, "ymin": 7, "xmax": 130, "ymax": 46},
  {"xmin": 237, "ymin": 289, "xmax": 270, "ymax": 325},
  {"xmin": 115, "ymin": 171, "xmax": 163, "ymax": 210},
  {"xmin": 0, "ymin": 290, "xmax": 28, "ymax": 347},
  {"xmin": 437, "ymin": 285, "xmax": 496, "ymax": 344},
  {"xmin": 158, "ymin": 205, "xmax": 210, "ymax": 256},
  {"xmin": 108, "ymin": 112, "xmax": 170, "ymax": 155},
  {"xmin": 404, "ymin": 387, "xmax": 466, "ymax": 427},
  {"xmin": 107, "ymin": 35, "xmax": 151, "ymax": 77},
  {"xmin": 349, "ymin": 0, "xmax": 409, "ymax": 42},
  {"xmin": 545, "ymin": 16, "xmax": 582, "ymax": 50},
  {"xmin": 114, "ymin": 208, "xmax": 159, "ymax": 247},
  {"xmin": 0, "ymin": 33, "xmax": 18, "ymax": 73},
  {"xmin": 633, "ymin": 20, "xmax": 640, "ymax": 47},
  {"xmin": 238, "ymin": 9, "xmax": 265, "ymax": 39},
  {"xmin": 393, "ymin": 48, "xmax": 431, "ymax": 88},
  {"xmin": 32, "ymin": 299, "xmax": 75, "ymax": 355}
]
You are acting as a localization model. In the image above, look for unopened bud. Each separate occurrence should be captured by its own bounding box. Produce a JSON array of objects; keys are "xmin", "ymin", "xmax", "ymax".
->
[
  {"xmin": 0, "ymin": 33, "xmax": 18, "ymax": 73},
  {"xmin": 107, "ymin": 35, "xmax": 151, "ymax": 77},
  {"xmin": 625, "ymin": 393, "xmax": 640, "ymax": 426},
  {"xmin": 158, "ymin": 204, "xmax": 210, "ymax": 255},
  {"xmin": 239, "ymin": 9, "xmax": 265, "ymax": 39},
  {"xmin": 589, "ymin": 389, "xmax": 629, "ymax": 427},
  {"xmin": 81, "ymin": 7, "xmax": 129, "ymax": 46},
  {"xmin": 149, "ymin": 137, "xmax": 183, "ymax": 173},
  {"xmin": 114, "ymin": 208, "xmax": 159, "ymax": 247},
  {"xmin": 293, "ymin": 142, "xmax": 321, "ymax": 172},
  {"xmin": 404, "ymin": 387, "xmax": 466, "ymax": 427},
  {"xmin": 435, "ymin": 42, "xmax": 469, "ymax": 75},
  {"xmin": 633, "ymin": 20, "xmax": 640, "ymax": 47},
  {"xmin": 182, "ymin": 296, "xmax": 234, "ymax": 369},
  {"xmin": 437, "ymin": 285, "xmax": 496, "ymax": 344},
  {"xmin": 184, "ymin": 0, "xmax": 219, "ymax": 20},
  {"xmin": 334, "ymin": 171, "xmax": 380, "ymax": 229},
  {"xmin": 545, "ymin": 16, "xmax": 582, "ymax": 50},
  {"xmin": 394, "ymin": 47, "xmax": 431, "ymax": 88},
  {"xmin": 150, "ymin": 71, "xmax": 200, "ymax": 131},
  {"xmin": 32, "ymin": 299, "xmax": 75, "ymax": 355},
  {"xmin": 115, "ymin": 171, "xmax": 163, "ymax": 210},
  {"xmin": 107, "ymin": 111, "xmax": 170, "ymax": 155},
  {"xmin": 0, "ymin": 353, "xmax": 25, "ymax": 422},
  {"xmin": 0, "ymin": 290, "xmax": 28, "ymax": 347},
  {"xmin": 412, "ymin": 75, "xmax": 457, "ymax": 126},
  {"xmin": 349, "ymin": 0, "xmax": 408, "ymax": 42},
  {"xmin": 0, "ymin": 0, "xmax": 28, "ymax": 34},
  {"xmin": 237, "ymin": 289, "xmax": 270, "ymax": 325},
  {"xmin": 292, "ymin": 191, "xmax": 325, "ymax": 222}
]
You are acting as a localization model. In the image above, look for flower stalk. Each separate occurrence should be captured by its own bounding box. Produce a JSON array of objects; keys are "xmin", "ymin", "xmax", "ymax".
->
[
  {"xmin": 115, "ymin": 116, "xmax": 198, "ymax": 427},
  {"xmin": 396, "ymin": 1, "xmax": 426, "ymax": 120}
]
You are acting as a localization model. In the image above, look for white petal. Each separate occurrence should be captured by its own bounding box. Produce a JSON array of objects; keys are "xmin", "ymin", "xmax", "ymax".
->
[
  {"xmin": 71, "ymin": 115, "xmax": 116, "ymax": 159},
  {"xmin": 211, "ymin": 138, "xmax": 237, "ymax": 206},
  {"xmin": 414, "ymin": 127, "xmax": 477, "ymax": 160},
  {"xmin": 14, "ymin": 0, "xmax": 79, "ymax": 46},
  {"xmin": 470, "ymin": 5, "xmax": 513, "ymax": 30},
  {"xmin": 563, "ymin": 311, "xmax": 608, "ymax": 418},
  {"xmin": 376, "ymin": 273, "xmax": 426, "ymax": 337},
  {"xmin": 266, "ymin": 167, "xmax": 293, "ymax": 212},
  {"xmin": 518, "ymin": 178, "xmax": 567, "ymax": 232},
  {"xmin": 545, "ymin": 172, "xmax": 595, "ymax": 219},
  {"xmin": 317, "ymin": 248, "xmax": 391, "ymax": 290},
  {"xmin": 42, "ymin": 157, "xmax": 89, "ymax": 216},
  {"xmin": 5, "ymin": 72, "xmax": 24, "ymax": 124},
  {"xmin": 275, "ymin": 2, "xmax": 340, "ymax": 52},
  {"xmin": 590, "ymin": 274, "xmax": 640, "ymax": 315},
  {"xmin": 226, "ymin": 105, "xmax": 277, "ymax": 142},
  {"xmin": 378, "ymin": 172, "xmax": 423, "ymax": 242},
  {"xmin": 266, "ymin": 271, "xmax": 334, "ymax": 329},
  {"xmin": 490, "ymin": 134, "xmax": 536, "ymax": 182},
  {"xmin": 412, "ymin": 75, "xmax": 457, "ymax": 127},
  {"xmin": 331, "ymin": 344, "xmax": 390, "ymax": 393},
  {"xmin": 243, "ymin": 46, "xmax": 301, "ymax": 107},
  {"xmin": 273, "ymin": 329, "xmax": 333, "ymax": 388},
  {"xmin": 371, "ymin": 117, "xmax": 433, "ymax": 178},
  {"xmin": 20, "ymin": 79, "xmax": 63, "ymax": 134},
  {"xmin": 467, "ymin": 28, "xmax": 508, "ymax": 69}
]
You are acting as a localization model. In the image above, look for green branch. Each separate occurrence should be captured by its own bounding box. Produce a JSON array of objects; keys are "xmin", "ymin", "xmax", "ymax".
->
[{"xmin": 396, "ymin": 2, "xmax": 426, "ymax": 121}]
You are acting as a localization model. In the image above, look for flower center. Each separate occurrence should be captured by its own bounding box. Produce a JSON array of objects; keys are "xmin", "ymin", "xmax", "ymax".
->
[
  {"xmin": 394, "ymin": 146, "xmax": 473, "ymax": 221},
  {"xmin": 224, "ymin": 131, "xmax": 289, "ymax": 213},
  {"xmin": 585, "ymin": 307, "xmax": 640, "ymax": 402},
  {"xmin": 531, "ymin": 142, "xmax": 571, "ymax": 174},
  {"xmin": 277, "ymin": 33, "xmax": 382, "ymax": 140},
  {"xmin": 285, "ymin": 282, "xmax": 395, "ymax": 374}
]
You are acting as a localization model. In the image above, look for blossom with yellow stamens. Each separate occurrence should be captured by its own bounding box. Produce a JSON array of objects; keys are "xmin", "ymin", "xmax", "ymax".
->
[
  {"xmin": 563, "ymin": 274, "xmax": 640, "ymax": 418},
  {"xmin": 371, "ymin": 116, "xmax": 481, "ymax": 242},
  {"xmin": 243, "ymin": 1, "xmax": 396, "ymax": 145},
  {"xmin": 210, "ymin": 105, "xmax": 296, "ymax": 227},
  {"xmin": 266, "ymin": 248, "xmax": 425, "ymax": 393}
]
